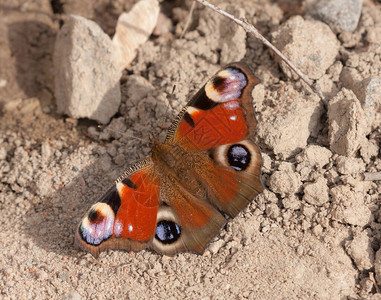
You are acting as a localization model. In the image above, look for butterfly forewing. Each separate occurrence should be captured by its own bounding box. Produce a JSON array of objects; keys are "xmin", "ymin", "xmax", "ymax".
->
[{"xmin": 165, "ymin": 63, "xmax": 259, "ymax": 149}]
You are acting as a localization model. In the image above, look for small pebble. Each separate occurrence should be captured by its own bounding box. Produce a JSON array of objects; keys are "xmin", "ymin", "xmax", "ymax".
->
[{"xmin": 308, "ymin": 0, "xmax": 363, "ymax": 33}]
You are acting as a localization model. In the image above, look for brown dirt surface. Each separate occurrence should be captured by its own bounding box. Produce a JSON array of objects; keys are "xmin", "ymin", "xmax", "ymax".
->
[{"xmin": 0, "ymin": 0, "xmax": 380, "ymax": 299}]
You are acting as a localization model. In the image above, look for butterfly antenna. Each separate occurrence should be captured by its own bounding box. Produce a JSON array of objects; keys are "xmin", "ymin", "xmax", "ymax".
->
[
  {"xmin": 159, "ymin": 85, "xmax": 177, "ymax": 129},
  {"xmin": 180, "ymin": 1, "xmax": 196, "ymax": 39},
  {"xmin": 169, "ymin": 84, "xmax": 176, "ymax": 101}
]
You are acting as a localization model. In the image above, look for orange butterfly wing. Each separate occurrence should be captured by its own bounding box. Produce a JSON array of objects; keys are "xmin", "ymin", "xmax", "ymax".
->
[
  {"xmin": 76, "ymin": 159, "xmax": 160, "ymax": 257},
  {"xmin": 166, "ymin": 63, "xmax": 259, "ymax": 150},
  {"xmin": 75, "ymin": 63, "xmax": 263, "ymax": 257},
  {"xmin": 166, "ymin": 63, "xmax": 262, "ymax": 217},
  {"xmin": 148, "ymin": 63, "xmax": 263, "ymax": 254}
]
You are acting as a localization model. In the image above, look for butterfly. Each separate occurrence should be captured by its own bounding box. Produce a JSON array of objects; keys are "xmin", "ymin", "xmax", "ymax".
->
[{"xmin": 76, "ymin": 62, "xmax": 263, "ymax": 257}]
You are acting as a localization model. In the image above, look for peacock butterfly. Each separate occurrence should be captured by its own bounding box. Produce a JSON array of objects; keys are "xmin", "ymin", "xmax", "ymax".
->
[{"xmin": 76, "ymin": 62, "xmax": 263, "ymax": 257}]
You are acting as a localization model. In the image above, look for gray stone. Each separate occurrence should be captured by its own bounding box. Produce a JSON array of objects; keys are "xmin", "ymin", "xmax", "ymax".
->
[
  {"xmin": 308, "ymin": 0, "xmax": 363, "ymax": 33},
  {"xmin": 54, "ymin": 15, "xmax": 121, "ymax": 124}
]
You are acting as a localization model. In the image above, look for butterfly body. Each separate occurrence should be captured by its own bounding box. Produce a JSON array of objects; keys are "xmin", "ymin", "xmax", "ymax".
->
[{"xmin": 76, "ymin": 63, "xmax": 263, "ymax": 257}]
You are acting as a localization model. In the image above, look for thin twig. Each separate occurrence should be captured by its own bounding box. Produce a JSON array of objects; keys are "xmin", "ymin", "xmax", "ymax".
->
[
  {"xmin": 180, "ymin": 1, "xmax": 196, "ymax": 39},
  {"xmin": 193, "ymin": 0, "xmax": 324, "ymax": 100}
]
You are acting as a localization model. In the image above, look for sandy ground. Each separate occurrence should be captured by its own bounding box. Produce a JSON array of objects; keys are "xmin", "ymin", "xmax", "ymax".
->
[{"xmin": 0, "ymin": 0, "xmax": 380, "ymax": 299}]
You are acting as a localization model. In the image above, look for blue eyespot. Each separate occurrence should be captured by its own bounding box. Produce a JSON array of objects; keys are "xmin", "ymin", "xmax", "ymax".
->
[
  {"xmin": 155, "ymin": 220, "xmax": 181, "ymax": 244},
  {"xmin": 227, "ymin": 144, "xmax": 251, "ymax": 171}
]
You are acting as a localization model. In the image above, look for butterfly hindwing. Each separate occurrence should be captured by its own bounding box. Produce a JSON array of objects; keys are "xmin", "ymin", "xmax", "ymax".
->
[
  {"xmin": 76, "ymin": 159, "xmax": 160, "ymax": 257},
  {"xmin": 152, "ymin": 182, "xmax": 226, "ymax": 255},
  {"xmin": 204, "ymin": 139, "xmax": 263, "ymax": 217}
]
